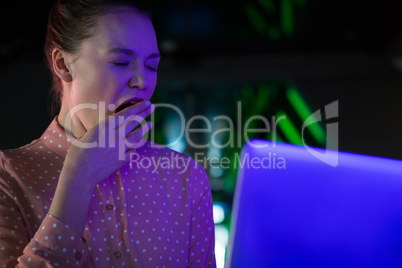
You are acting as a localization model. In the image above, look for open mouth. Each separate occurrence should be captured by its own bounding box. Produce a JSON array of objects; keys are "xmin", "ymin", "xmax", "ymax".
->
[{"xmin": 115, "ymin": 98, "xmax": 144, "ymax": 113}]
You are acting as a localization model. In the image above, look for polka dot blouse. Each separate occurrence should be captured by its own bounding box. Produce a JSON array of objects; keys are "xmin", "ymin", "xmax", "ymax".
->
[{"xmin": 0, "ymin": 118, "xmax": 216, "ymax": 267}]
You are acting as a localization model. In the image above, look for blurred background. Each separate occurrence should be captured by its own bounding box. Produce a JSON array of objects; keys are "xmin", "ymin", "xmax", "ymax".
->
[{"xmin": 1, "ymin": 1, "xmax": 402, "ymax": 267}]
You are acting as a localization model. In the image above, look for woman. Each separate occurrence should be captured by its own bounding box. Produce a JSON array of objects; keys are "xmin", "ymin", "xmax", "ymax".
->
[{"xmin": 0, "ymin": 0, "xmax": 216, "ymax": 267}]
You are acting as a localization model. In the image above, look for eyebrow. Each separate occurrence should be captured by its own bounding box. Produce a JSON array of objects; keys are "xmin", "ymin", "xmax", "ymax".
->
[{"xmin": 108, "ymin": 47, "xmax": 161, "ymax": 60}]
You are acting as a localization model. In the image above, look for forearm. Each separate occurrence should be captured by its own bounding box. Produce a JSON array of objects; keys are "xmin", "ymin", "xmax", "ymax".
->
[
  {"xmin": 0, "ymin": 190, "xmax": 89, "ymax": 267},
  {"xmin": 18, "ymin": 214, "xmax": 89, "ymax": 267},
  {"xmin": 48, "ymin": 169, "xmax": 95, "ymax": 237}
]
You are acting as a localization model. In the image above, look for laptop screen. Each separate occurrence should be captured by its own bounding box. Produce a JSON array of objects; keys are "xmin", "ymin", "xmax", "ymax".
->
[{"xmin": 226, "ymin": 139, "xmax": 402, "ymax": 268}]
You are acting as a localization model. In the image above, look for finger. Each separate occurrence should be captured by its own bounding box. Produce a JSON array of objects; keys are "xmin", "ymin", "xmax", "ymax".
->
[
  {"xmin": 83, "ymin": 101, "xmax": 151, "ymax": 141},
  {"xmin": 120, "ymin": 105, "xmax": 155, "ymax": 135},
  {"xmin": 124, "ymin": 121, "xmax": 153, "ymax": 152},
  {"xmin": 114, "ymin": 100, "xmax": 152, "ymax": 125}
]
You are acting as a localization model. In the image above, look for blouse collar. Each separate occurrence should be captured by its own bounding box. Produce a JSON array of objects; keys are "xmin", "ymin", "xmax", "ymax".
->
[{"xmin": 40, "ymin": 116, "xmax": 73, "ymax": 158}]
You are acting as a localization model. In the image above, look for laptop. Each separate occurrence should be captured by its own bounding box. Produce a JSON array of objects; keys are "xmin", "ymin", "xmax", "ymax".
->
[{"xmin": 225, "ymin": 139, "xmax": 402, "ymax": 268}]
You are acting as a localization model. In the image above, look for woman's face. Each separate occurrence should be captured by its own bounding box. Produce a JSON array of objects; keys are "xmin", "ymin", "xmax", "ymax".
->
[{"xmin": 61, "ymin": 8, "xmax": 160, "ymax": 136}]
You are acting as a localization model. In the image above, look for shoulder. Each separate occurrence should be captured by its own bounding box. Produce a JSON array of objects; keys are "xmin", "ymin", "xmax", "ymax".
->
[
  {"xmin": 0, "ymin": 138, "xmax": 52, "ymax": 192},
  {"xmin": 0, "ymin": 138, "xmax": 43, "ymax": 168},
  {"xmin": 135, "ymin": 140, "xmax": 193, "ymax": 163}
]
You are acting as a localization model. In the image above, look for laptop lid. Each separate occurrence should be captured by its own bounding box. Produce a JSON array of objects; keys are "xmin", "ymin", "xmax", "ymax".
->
[{"xmin": 226, "ymin": 139, "xmax": 402, "ymax": 268}]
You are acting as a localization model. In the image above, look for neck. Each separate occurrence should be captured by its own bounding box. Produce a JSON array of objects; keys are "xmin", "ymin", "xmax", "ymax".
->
[{"xmin": 58, "ymin": 102, "xmax": 88, "ymax": 139}]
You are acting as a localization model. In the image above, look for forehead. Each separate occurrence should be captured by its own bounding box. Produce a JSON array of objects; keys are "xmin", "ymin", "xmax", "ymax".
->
[{"xmin": 90, "ymin": 8, "xmax": 158, "ymax": 55}]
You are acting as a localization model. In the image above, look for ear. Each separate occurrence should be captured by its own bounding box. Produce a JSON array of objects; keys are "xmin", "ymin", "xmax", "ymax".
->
[{"xmin": 52, "ymin": 48, "xmax": 73, "ymax": 83}]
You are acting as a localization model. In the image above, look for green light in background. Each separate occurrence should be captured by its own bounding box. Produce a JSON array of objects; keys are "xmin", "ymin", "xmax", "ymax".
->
[
  {"xmin": 255, "ymin": 84, "xmax": 271, "ymax": 112},
  {"xmin": 281, "ymin": 0, "xmax": 294, "ymax": 36},
  {"xmin": 267, "ymin": 129, "xmax": 283, "ymax": 143},
  {"xmin": 257, "ymin": 0, "xmax": 276, "ymax": 13},
  {"xmin": 244, "ymin": 3, "xmax": 268, "ymax": 35},
  {"xmin": 243, "ymin": 0, "xmax": 308, "ymax": 40},
  {"xmin": 276, "ymin": 110, "xmax": 303, "ymax": 145},
  {"xmin": 240, "ymin": 84, "xmax": 254, "ymax": 100},
  {"xmin": 286, "ymin": 87, "xmax": 326, "ymax": 144},
  {"xmin": 294, "ymin": 0, "xmax": 306, "ymax": 5},
  {"xmin": 268, "ymin": 26, "xmax": 281, "ymax": 40}
]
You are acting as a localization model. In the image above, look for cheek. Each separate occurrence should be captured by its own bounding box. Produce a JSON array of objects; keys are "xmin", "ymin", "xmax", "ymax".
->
[
  {"xmin": 77, "ymin": 68, "xmax": 127, "ymax": 102},
  {"xmin": 71, "ymin": 63, "xmax": 104, "ymax": 101},
  {"xmin": 108, "ymin": 68, "xmax": 133, "ymax": 90},
  {"xmin": 146, "ymin": 73, "xmax": 158, "ymax": 97},
  {"xmin": 72, "ymin": 70, "xmax": 126, "ymax": 127}
]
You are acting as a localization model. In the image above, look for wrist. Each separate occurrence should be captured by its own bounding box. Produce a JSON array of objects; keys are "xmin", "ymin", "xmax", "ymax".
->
[{"xmin": 49, "ymin": 172, "xmax": 94, "ymax": 235}]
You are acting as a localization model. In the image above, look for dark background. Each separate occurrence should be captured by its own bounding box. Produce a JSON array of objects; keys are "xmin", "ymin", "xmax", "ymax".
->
[
  {"xmin": 2, "ymin": 2, "xmax": 402, "ymax": 265},
  {"xmin": 1, "ymin": 0, "xmax": 402, "ymax": 160}
]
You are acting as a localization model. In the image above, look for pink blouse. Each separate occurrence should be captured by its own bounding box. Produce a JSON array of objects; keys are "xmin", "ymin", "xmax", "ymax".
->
[{"xmin": 0, "ymin": 118, "xmax": 216, "ymax": 267}]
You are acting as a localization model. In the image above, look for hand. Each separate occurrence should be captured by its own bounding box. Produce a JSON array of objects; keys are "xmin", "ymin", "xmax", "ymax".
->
[
  {"xmin": 49, "ymin": 100, "xmax": 155, "ymax": 235},
  {"xmin": 63, "ymin": 100, "xmax": 155, "ymax": 188}
]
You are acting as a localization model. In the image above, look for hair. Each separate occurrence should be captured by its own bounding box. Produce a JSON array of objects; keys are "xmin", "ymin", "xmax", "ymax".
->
[{"xmin": 44, "ymin": 0, "xmax": 150, "ymax": 117}]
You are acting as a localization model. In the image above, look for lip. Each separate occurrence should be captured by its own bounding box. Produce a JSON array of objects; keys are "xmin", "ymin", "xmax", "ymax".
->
[{"xmin": 115, "ymin": 97, "xmax": 145, "ymax": 113}]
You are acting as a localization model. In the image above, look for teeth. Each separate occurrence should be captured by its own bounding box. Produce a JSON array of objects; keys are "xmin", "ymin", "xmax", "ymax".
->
[{"xmin": 130, "ymin": 101, "xmax": 135, "ymax": 104}]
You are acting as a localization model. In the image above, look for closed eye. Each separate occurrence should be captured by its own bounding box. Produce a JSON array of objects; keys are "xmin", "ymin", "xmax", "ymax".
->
[
  {"xmin": 113, "ymin": 62, "xmax": 130, "ymax": 66},
  {"xmin": 146, "ymin": 66, "xmax": 158, "ymax": 72}
]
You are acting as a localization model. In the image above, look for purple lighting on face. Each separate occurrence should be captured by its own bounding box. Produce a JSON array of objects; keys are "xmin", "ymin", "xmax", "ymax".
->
[{"xmin": 227, "ymin": 139, "xmax": 402, "ymax": 268}]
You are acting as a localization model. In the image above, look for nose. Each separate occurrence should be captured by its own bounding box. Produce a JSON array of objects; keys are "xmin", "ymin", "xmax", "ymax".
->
[{"xmin": 128, "ymin": 66, "xmax": 146, "ymax": 89}]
